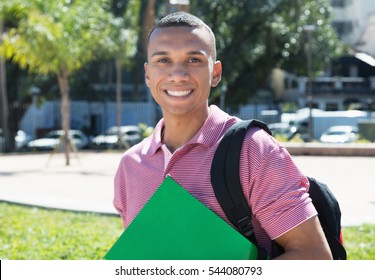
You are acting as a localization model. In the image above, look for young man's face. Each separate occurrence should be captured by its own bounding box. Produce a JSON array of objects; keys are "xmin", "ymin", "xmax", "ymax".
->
[{"xmin": 144, "ymin": 26, "xmax": 222, "ymax": 118}]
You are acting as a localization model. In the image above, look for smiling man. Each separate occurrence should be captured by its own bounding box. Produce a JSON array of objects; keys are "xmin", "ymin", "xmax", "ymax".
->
[
  {"xmin": 113, "ymin": 12, "xmax": 332, "ymax": 260},
  {"xmin": 144, "ymin": 17, "xmax": 222, "ymax": 153}
]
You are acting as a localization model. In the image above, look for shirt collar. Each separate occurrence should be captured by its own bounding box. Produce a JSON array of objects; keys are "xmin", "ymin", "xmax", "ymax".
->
[{"xmin": 142, "ymin": 105, "xmax": 236, "ymax": 156}]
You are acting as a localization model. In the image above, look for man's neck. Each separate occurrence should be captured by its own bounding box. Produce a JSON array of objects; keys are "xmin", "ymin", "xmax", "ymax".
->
[{"xmin": 162, "ymin": 108, "xmax": 209, "ymax": 153}]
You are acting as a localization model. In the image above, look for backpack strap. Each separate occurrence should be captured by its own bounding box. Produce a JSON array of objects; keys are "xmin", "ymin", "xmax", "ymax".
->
[
  {"xmin": 211, "ymin": 119, "xmax": 347, "ymax": 260},
  {"xmin": 211, "ymin": 119, "xmax": 271, "ymax": 258}
]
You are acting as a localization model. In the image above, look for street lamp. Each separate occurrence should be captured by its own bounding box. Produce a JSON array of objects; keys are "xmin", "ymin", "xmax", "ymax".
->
[
  {"xmin": 168, "ymin": 0, "xmax": 190, "ymax": 12},
  {"xmin": 303, "ymin": 24, "xmax": 315, "ymax": 142}
]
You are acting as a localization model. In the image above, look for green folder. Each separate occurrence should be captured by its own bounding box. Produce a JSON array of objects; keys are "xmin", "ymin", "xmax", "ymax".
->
[{"xmin": 104, "ymin": 176, "xmax": 258, "ymax": 260}]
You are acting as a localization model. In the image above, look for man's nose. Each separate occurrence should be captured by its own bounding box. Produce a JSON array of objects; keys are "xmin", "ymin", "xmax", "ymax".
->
[{"xmin": 168, "ymin": 63, "xmax": 189, "ymax": 82}]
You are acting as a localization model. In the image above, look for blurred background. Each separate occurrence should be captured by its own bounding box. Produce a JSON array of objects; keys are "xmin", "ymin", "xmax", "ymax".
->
[
  {"xmin": 1, "ymin": 0, "xmax": 375, "ymax": 164},
  {"xmin": 1, "ymin": 1, "xmax": 375, "ymax": 260}
]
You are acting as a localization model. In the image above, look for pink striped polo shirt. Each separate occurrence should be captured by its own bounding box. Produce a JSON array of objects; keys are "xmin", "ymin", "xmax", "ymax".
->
[{"xmin": 113, "ymin": 105, "xmax": 316, "ymax": 255}]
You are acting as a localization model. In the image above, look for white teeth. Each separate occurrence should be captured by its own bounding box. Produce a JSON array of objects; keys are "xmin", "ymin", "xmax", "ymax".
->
[{"xmin": 166, "ymin": 90, "xmax": 191, "ymax": 97}]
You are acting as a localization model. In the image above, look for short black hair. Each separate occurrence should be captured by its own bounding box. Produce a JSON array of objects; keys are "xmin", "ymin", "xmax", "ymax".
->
[
  {"xmin": 147, "ymin": 12, "xmax": 217, "ymax": 60},
  {"xmin": 153, "ymin": 11, "xmax": 206, "ymax": 28}
]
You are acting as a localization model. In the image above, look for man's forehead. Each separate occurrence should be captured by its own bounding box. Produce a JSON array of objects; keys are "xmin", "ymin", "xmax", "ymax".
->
[
  {"xmin": 148, "ymin": 26, "xmax": 213, "ymax": 53},
  {"xmin": 149, "ymin": 26, "xmax": 211, "ymax": 45}
]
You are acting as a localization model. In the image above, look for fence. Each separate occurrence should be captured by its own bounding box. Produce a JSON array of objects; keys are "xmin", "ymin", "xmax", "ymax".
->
[{"xmin": 19, "ymin": 100, "xmax": 159, "ymax": 138}]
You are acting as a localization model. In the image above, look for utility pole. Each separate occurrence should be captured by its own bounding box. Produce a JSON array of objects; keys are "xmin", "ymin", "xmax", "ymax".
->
[{"xmin": 303, "ymin": 25, "xmax": 315, "ymax": 142}]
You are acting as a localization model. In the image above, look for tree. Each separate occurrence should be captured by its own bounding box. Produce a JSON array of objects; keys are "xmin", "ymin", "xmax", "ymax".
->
[
  {"xmin": 108, "ymin": 0, "xmax": 141, "ymax": 147},
  {"xmin": 1, "ymin": 2, "xmax": 55, "ymax": 153},
  {"xmin": 143, "ymin": 0, "xmax": 157, "ymax": 50},
  {"xmin": 0, "ymin": 1, "xmax": 27, "ymax": 152},
  {"xmin": 1, "ymin": 0, "xmax": 114, "ymax": 165},
  {"xmin": 190, "ymin": 0, "xmax": 346, "ymax": 107},
  {"xmin": 0, "ymin": 16, "xmax": 10, "ymax": 152}
]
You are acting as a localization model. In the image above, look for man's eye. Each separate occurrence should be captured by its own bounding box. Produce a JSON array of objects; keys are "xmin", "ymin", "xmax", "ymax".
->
[
  {"xmin": 189, "ymin": 58, "xmax": 201, "ymax": 63},
  {"xmin": 157, "ymin": 58, "xmax": 169, "ymax": 63}
]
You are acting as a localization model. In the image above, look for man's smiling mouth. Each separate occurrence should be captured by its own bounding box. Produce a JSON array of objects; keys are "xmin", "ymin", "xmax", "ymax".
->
[{"xmin": 166, "ymin": 90, "xmax": 192, "ymax": 97}]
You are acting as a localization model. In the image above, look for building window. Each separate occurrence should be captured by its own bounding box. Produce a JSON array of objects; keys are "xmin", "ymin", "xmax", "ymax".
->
[
  {"xmin": 349, "ymin": 65, "xmax": 358, "ymax": 77},
  {"xmin": 332, "ymin": 21, "xmax": 353, "ymax": 36},
  {"xmin": 331, "ymin": 0, "xmax": 351, "ymax": 8},
  {"xmin": 326, "ymin": 103, "xmax": 339, "ymax": 111}
]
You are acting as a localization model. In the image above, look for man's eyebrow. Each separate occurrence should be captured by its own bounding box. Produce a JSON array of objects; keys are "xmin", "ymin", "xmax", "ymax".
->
[
  {"xmin": 150, "ymin": 50, "xmax": 207, "ymax": 58},
  {"xmin": 150, "ymin": 51, "xmax": 168, "ymax": 58},
  {"xmin": 187, "ymin": 50, "xmax": 207, "ymax": 56}
]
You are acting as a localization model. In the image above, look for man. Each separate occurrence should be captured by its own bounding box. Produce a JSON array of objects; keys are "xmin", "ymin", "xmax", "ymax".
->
[{"xmin": 114, "ymin": 11, "xmax": 332, "ymax": 260}]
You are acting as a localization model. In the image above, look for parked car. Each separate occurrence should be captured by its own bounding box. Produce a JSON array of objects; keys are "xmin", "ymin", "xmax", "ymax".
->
[
  {"xmin": 319, "ymin": 126, "xmax": 359, "ymax": 144},
  {"xmin": 0, "ymin": 129, "xmax": 33, "ymax": 152},
  {"xmin": 90, "ymin": 125, "xmax": 142, "ymax": 149},
  {"xmin": 15, "ymin": 130, "xmax": 33, "ymax": 151},
  {"xmin": 27, "ymin": 130, "xmax": 90, "ymax": 151},
  {"xmin": 268, "ymin": 122, "xmax": 298, "ymax": 140}
]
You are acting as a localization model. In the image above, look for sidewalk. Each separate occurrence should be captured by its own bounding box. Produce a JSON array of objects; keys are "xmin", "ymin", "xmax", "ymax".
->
[
  {"xmin": 1, "ymin": 151, "xmax": 375, "ymax": 226},
  {"xmin": 0, "ymin": 151, "xmax": 121, "ymax": 215}
]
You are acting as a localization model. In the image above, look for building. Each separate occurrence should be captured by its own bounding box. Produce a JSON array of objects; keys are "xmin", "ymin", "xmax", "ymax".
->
[
  {"xmin": 331, "ymin": 0, "xmax": 375, "ymax": 50},
  {"xmin": 293, "ymin": 1, "xmax": 375, "ymax": 111},
  {"xmin": 272, "ymin": 1, "xmax": 375, "ymax": 112},
  {"xmin": 354, "ymin": 12, "xmax": 375, "ymax": 57},
  {"xmin": 271, "ymin": 52, "xmax": 375, "ymax": 112}
]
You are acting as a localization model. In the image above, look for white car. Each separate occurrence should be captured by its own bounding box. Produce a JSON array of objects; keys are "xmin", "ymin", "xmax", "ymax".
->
[
  {"xmin": 27, "ymin": 130, "xmax": 89, "ymax": 151},
  {"xmin": 319, "ymin": 126, "xmax": 359, "ymax": 144},
  {"xmin": 0, "ymin": 129, "xmax": 33, "ymax": 152},
  {"xmin": 15, "ymin": 130, "xmax": 33, "ymax": 151},
  {"xmin": 90, "ymin": 125, "xmax": 142, "ymax": 149}
]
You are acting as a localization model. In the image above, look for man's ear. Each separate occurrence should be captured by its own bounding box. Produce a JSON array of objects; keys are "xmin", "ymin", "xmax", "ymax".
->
[
  {"xmin": 211, "ymin": 61, "xmax": 222, "ymax": 88},
  {"xmin": 144, "ymin": 62, "xmax": 150, "ymax": 87}
]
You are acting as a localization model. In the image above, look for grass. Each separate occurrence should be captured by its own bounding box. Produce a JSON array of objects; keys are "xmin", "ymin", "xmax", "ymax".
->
[
  {"xmin": 0, "ymin": 202, "xmax": 374, "ymax": 260},
  {"xmin": 0, "ymin": 202, "xmax": 123, "ymax": 260},
  {"xmin": 342, "ymin": 224, "xmax": 375, "ymax": 260}
]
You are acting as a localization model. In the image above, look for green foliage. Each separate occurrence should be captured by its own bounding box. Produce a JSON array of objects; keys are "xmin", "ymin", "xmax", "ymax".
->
[
  {"xmin": 0, "ymin": 1, "xmax": 29, "ymax": 25},
  {"xmin": 189, "ymin": 0, "xmax": 346, "ymax": 106},
  {"xmin": 356, "ymin": 136, "xmax": 372, "ymax": 144},
  {"xmin": 281, "ymin": 102, "xmax": 299, "ymax": 113},
  {"xmin": 0, "ymin": 0, "xmax": 355, "ymax": 110},
  {"xmin": 1, "ymin": 0, "xmax": 114, "ymax": 76},
  {"xmin": 273, "ymin": 133, "xmax": 305, "ymax": 143},
  {"xmin": 0, "ymin": 202, "xmax": 123, "ymax": 260},
  {"xmin": 138, "ymin": 122, "xmax": 154, "ymax": 138},
  {"xmin": 0, "ymin": 202, "xmax": 374, "ymax": 260},
  {"xmin": 107, "ymin": 0, "xmax": 141, "ymax": 69},
  {"xmin": 0, "ymin": 0, "xmax": 119, "ymax": 161}
]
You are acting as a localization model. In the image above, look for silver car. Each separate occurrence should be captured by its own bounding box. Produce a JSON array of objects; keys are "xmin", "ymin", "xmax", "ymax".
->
[
  {"xmin": 90, "ymin": 125, "xmax": 142, "ymax": 149},
  {"xmin": 27, "ymin": 130, "xmax": 90, "ymax": 151},
  {"xmin": 319, "ymin": 126, "xmax": 359, "ymax": 143}
]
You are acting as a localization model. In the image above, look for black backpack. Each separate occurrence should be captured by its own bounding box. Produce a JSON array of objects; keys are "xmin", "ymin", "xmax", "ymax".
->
[{"xmin": 210, "ymin": 119, "xmax": 347, "ymax": 260}]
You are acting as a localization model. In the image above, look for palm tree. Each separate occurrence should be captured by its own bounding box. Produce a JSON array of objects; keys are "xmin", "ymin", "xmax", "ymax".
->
[{"xmin": 1, "ymin": 0, "xmax": 114, "ymax": 165}]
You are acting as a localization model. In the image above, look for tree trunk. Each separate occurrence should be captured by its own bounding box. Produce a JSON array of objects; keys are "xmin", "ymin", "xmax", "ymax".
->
[
  {"xmin": 115, "ymin": 56, "xmax": 122, "ymax": 129},
  {"xmin": 0, "ymin": 17, "xmax": 11, "ymax": 153},
  {"xmin": 57, "ymin": 70, "xmax": 70, "ymax": 166},
  {"xmin": 142, "ymin": 0, "xmax": 156, "ymax": 51},
  {"xmin": 115, "ymin": 56, "xmax": 124, "ymax": 148}
]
